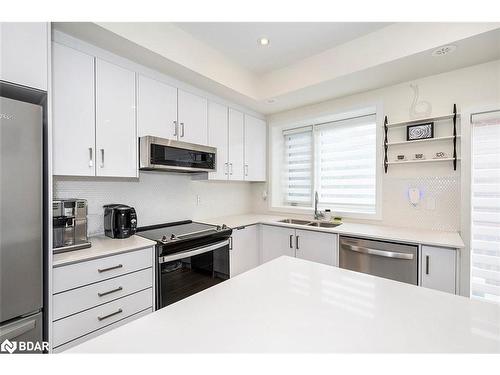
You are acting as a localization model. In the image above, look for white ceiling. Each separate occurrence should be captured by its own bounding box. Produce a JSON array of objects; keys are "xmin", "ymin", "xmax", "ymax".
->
[{"xmin": 174, "ymin": 22, "xmax": 391, "ymax": 74}]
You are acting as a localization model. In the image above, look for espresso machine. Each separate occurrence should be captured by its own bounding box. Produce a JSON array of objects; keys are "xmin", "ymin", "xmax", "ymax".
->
[{"xmin": 53, "ymin": 199, "xmax": 91, "ymax": 253}]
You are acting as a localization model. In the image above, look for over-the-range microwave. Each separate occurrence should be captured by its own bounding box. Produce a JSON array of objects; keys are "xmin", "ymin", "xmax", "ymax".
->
[{"xmin": 139, "ymin": 136, "xmax": 217, "ymax": 173}]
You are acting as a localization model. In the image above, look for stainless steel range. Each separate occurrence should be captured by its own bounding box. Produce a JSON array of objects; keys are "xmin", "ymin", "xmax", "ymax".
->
[{"xmin": 136, "ymin": 221, "xmax": 232, "ymax": 309}]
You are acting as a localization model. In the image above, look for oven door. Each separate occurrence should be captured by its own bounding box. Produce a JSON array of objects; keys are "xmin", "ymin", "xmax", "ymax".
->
[
  {"xmin": 139, "ymin": 136, "xmax": 216, "ymax": 173},
  {"xmin": 156, "ymin": 240, "xmax": 230, "ymax": 309}
]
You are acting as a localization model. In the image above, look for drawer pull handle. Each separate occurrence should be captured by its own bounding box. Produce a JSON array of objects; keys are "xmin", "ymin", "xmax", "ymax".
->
[
  {"xmin": 97, "ymin": 308, "xmax": 123, "ymax": 321},
  {"xmin": 98, "ymin": 264, "xmax": 123, "ymax": 273},
  {"xmin": 98, "ymin": 286, "xmax": 123, "ymax": 297}
]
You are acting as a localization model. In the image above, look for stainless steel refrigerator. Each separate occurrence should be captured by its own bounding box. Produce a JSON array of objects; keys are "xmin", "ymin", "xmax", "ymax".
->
[{"xmin": 0, "ymin": 96, "xmax": 43, "ymax": 349}]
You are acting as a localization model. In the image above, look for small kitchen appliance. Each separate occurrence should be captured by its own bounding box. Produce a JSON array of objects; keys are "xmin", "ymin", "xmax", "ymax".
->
[
  {"xmin": 103, "ymin": 204, "xmax": 137, "ymax": 239},
  {"xmin": 53, "ymin": 198, "xmax": 91, "ymax": 253}
]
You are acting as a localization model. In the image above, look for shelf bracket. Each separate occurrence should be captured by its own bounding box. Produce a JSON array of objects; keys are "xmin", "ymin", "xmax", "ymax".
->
[
  {"xmin": 384, "ymin": 116, "xmax": 388, "ymax": 173},
  {"xmin": 453, "ymin": 104, "xmax": 457, "ymax": 170}
]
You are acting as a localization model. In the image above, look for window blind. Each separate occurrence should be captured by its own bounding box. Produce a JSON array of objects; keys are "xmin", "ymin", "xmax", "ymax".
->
[
  {"xmin": 283, "ymin": 127, "xmax": 313, "ymax": 206},
  {"xmin": 471, "ymin": 111, "xmax": 500, "ymax": 304},
  {"xmin": 315, "ymin": 114, "xmax": 377, "ymax": 214}
]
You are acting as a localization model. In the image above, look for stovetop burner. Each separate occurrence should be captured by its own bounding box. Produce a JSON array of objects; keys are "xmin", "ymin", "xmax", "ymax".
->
[{"xmin": 136, "ymin": 220, "xmax": 232, "ymax": 256}]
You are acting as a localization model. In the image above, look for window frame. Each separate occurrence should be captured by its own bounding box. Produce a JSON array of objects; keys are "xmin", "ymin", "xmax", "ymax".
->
[{"xmin": 269, "ymin": 104, "xmax": 384, "ymax": 220}]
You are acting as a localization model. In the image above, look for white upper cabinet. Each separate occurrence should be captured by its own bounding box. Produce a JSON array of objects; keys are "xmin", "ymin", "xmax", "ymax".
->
[
  {"xmin": 52, "ymin": 43, "xmax": 96, "ymax": 176},
  {"xmin": 137, "ymin": 75, "xmax": 178, "ymax": 139},
  {"xmin": 0, "ymin": 22, "xmax": 48, "ymax": 90},
  {"xmin": 95, "ymin": 59, "xmax": 137, "ymax": 178},
  {"xmin": 228, "ymin": 109, "xmax": 245, "ymax": 180},
  {"xmin": 421, "ymin": 245, "xmax": 456, "ymax": 294},
  {"xmin": 295, "ymin": 229, "xmax": 337, "ymax": 267},
  {"xmin": 208, "ymin": 101, "xmax": 229, "ymax": 180},
  {"xmin": 177, "ymin": 89, "xmax": 208, "ymax": 145},
  {"xmin": 244, "ymin": 115, "xmax": 267, "ymax": 181}
]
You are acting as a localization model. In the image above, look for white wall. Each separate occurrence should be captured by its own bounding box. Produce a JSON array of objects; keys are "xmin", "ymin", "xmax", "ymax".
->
[
  {"xmin": 54, "ymin": 173, "xmax": 254, "ymax": 235},
  {"xmin": 253, "ymin": 59, "xmax": 500, "ymax": 296}
]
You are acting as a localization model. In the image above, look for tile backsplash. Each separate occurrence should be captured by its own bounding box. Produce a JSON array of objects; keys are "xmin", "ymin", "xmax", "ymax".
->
[{"xmin": 54, "ymin": 172, "xmax": 254, "ymax": 235}]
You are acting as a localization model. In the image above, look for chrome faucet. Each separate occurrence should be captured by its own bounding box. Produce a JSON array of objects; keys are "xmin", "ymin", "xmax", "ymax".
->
[{"xmin": 314, "ymin": 191, "xmax": 325, "ymax": 220}]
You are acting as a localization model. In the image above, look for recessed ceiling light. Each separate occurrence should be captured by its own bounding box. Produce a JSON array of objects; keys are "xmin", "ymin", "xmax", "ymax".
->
[
  {"xmin": 266, "ymin": 99, "xmax": 276, "ymax": 104},
  {"xmin": 258, "ymin": 37, "xmax": 270, "ymax": 46},
  {"xmin": 431, "ymin": 45, "xmax": 457, "ymax": 57}
]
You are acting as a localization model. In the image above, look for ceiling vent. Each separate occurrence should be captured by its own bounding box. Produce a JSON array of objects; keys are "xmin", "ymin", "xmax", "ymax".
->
[{"xmin": 431, "ymin": 45, "xmax": 457, "ymax": 57}]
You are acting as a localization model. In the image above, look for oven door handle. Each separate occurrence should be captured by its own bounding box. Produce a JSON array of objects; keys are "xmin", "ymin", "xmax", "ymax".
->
[
  {"xmin": 342, "ymin": 244, "xmax": 414, "ymax": 260},
  {"xmin": 158, "ymin": 239, "xmax": 230, "ymax": 263}
]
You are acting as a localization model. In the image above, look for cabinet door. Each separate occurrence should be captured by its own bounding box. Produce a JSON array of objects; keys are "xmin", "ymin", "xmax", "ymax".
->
[
  {"xmin": 244, "ymin": 115, "xmax": 267, "ymax": 181},
  {"xmin": 208, "ymin": 101, "xmax": 229, "ymax": 180},
  {"xmin": 230, "ymin": 225, "xmax": 260, "ymax": 277},
  {"xmin": 228, "ymin": 109, "xmax": 245, "ymax": 180},
  {"xmin": 261, "ymin": 225, "xmax": 295, "ymax": 263},
  {"xmin": 95, "ymin": 59, "xmax": 137, "ymax": 178},
  {"xmin": 421, "ymin": 246, "xmax": 456, "ymax": 294},
  {"xmin": 137, "ymin": 74, "xmax": 178, "ymax": 139},
  {"xmin": 295, "ymin": 229, "xmax": 337, "ymax": 266},
  {"xmin": 0, "ymin": 22, "xmax": 48, "ymax": 90},
  {"xmin": 178, "ymin": 89, "xmax": 208, "ymax": 145},
  {"xmin": 52, "ymin": 43, "xmax": 96, "ymax": 176}
]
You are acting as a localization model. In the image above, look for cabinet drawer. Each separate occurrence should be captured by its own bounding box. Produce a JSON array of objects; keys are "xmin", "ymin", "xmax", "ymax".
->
[
  {"xmin": 53, "ymin": 268, "xmax": 153, "ymax": 320},
  {"xmin": 52, "ymin": 288, "xmax": 152, "ymax": 348},
  {"xmin": 53, "ymin": 248, "xmax": 153, "ymax": 293}
]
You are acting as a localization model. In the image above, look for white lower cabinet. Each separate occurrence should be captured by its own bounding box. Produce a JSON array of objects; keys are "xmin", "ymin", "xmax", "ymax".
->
[
  {"xmin": 295, "ymin": 229, "xmax": 337, "ymax": 266},
  {"xmin": 52, "ymin": 247, "xmax": 154, "ymax": 351},
  {"xmin": 261, "ymin": 225, "xmax": 296, "ymax": 263},
  {"xmin": 261, "ymin": 225, "xmax": 337, "ymax": 266},
  {"xmin": 230, "ymin": 225, "xmax": 260, "ymax": 277},
  {"xmin": 420, "ymin": 245, "xmax": 457, "ymax": 294}
]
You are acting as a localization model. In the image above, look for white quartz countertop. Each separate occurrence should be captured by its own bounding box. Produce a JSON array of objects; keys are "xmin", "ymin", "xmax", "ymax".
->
[
  {"xmin": 52, "ymin": 235, "xmax": 156, "ymax": 267},
  {"xmin": 69, "ymin": 256, "xmax": 500, "ymax": 353},
  {"xmin": 202, "ymin": 213, "xmax": 465, "ymax": 249}
]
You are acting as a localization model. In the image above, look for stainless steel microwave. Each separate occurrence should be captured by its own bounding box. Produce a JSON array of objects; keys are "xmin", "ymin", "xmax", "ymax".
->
[{"xmin": 139, "ymin": 136, "xmax": 217, "ymax": 173}]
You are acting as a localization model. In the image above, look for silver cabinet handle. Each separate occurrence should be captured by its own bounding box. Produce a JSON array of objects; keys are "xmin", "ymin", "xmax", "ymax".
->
[
  {"xmin": 98, "ymin": 286, "xmax": 123, "ymax": 297},
  {"xmin": 180, "ymin": 122, "xmax": 185, "ymax": 137},
  {"xmin": 229, "ymin": 163, "xmax": 233, "ymax": 175},
  {"xmin": 100, "ymin": 148, "xmax": 104, "ymax": 168},
  {"xmin": 245, "ymin": 164, "xmax": 249, "ymax": 176},
  {"xmin": 97, "ymin": 264, "xmax": 123, "ymax": 273},
  {"xmin": 173, "ymin": 120, "xmax": 178, "ymax": 137},
  {"xmin": 289, "ymin": 234, "xmax": 293, "ymax": 249},
  {"xmin": 89, "ymin": 147, "xmax": 93, "ymax": 167},
  {"xmin": 296, "ymin": 235, "xmax": 300, "ymax": 250},
  {"xmin": 343, "ymin": 244, "xmax": 414, "ymax": 260},
  {"xmin": 224, "ymin": 162, "xmax": 228, "ymax": 176},
  {"xmin": 229, "ymin": 237, "xmax": 233, "ymax": 250},
  {"xmin": 97, "ymin": 308, "xmax": 123, "ymax": 321},
  {"xmin": 425, "ymin": 255, "xmax": 430, "ymax": 275}
]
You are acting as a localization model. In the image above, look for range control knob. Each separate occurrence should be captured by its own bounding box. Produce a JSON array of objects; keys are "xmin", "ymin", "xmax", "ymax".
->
[
  {"xmin": 221, "ymin": 224, "xmax": 228, "ymax": 230},
  {"xmin": 161, "ymin": 235, "xmax": 168, "ymax": 242},
  {"xmin": 170, "ymin": 234, "xmax": 177, "ymax": 241},
  {"xmin": 216, "ymin": 225, "xmax": 222, "ymax": 231}
]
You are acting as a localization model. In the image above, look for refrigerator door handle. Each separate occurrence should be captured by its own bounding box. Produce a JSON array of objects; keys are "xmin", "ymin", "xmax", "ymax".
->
[{"xmin": 0, "ymin": 318, "xmax": 36, "ymax": 342}]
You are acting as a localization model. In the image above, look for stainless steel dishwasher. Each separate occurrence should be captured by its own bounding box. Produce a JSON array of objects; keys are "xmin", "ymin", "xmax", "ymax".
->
[{"xmin": 339, "ymin": 236, "xmax": 418, "ymax": 285}]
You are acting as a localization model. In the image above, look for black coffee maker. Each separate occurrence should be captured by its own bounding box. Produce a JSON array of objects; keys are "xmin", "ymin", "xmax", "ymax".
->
[{"xmin": 103, "ymin": 204, "xmax": 137, "ymax": 239}]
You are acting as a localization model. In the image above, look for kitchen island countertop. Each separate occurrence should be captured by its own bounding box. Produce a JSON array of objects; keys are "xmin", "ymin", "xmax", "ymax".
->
[{"xmin": 68, "ymin": 256, "xmax": 500, "ymax": 353}]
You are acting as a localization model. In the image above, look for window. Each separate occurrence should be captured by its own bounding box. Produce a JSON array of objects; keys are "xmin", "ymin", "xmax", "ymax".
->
[
  {"xmin": 280, "ymin": 112, "xmax": 378, "ymax": 216},
  {"xmin": 471, "ymin": 110, "xmax": 500, "ymax": 304}
]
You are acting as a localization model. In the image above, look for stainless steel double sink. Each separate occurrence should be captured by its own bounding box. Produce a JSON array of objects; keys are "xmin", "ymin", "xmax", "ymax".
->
[{"xmin": 277, "ymin": 218, "xmax": 341, "ymax": 228}]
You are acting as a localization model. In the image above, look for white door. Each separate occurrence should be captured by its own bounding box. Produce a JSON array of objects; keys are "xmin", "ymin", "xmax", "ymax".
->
[
  {"xmin": 0, "ymin": 22, "xmax": 48, "ymax": 90},
  {"xmin": 95, "ymin": 59, "xmax": 137, "ymax": 178},
  {"xmin": 261, "ymin": 225, "xmax": 295, "ymax": 263},
  {"xmin": 244, "ymin": 115, "xmax": 267, "ymax": 181},
  {"xmin": 208, "ymin": 101, "xmax": 229, "ymax": 180},
  {"xmin": 228, "ymin": 108, "xmax": 245, "ymax": 180},
  {"xmin": 421, "ymin": 246, "xmax": 456, "ymax": 294},
  {"xmin": 177, "ymin": 89, "xmax": 208, "ymax": 145},
  {"xmin": 295, "ymin": 229, "xmax": 337, "ymax": 266},
  {"xmin": 137, "ymin": 74, "xmax": 178, "ymax": 139},
  {"xmin": 230, "ymin": 225, "xmax": 260, "ymax": 277},
  {"xmin": 52, "ymin": 43, "xmax": 96, "ymax": 176}
]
